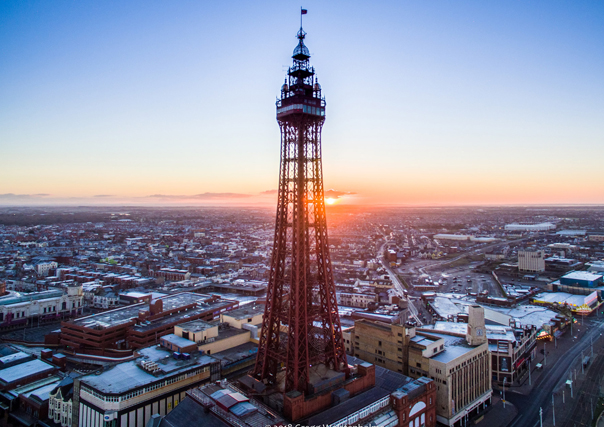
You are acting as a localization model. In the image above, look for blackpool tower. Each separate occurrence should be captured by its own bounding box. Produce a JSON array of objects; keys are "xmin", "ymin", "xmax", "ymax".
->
[{"xmin": 253, "ymin": 15, "xmax": 348, "ymax": 395}]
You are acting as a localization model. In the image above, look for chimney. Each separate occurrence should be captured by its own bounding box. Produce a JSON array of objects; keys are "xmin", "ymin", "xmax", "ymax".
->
[{"xmin": 466, "ymin": 305, "xmax": 487, "ymax": 346}]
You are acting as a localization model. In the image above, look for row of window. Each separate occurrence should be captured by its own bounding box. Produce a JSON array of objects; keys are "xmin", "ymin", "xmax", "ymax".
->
[
  {"xmin": 81, "ymin": 366, "xmax": 209, "ymax": 403},
  {"xmin": 331, "ymin": 396, "xmax": 390, "ymax": 427},
  {"xmin": 277, "ymin": 104, "xmax": 325, "ymax": 116}
]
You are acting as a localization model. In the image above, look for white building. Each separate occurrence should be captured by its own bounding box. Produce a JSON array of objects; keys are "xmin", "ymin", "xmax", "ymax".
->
[
  {"xmin": 504, "ymin": 223, "xmax": 555, "ymax": 232},
  {"xmin": 36, "ymin": 261, "xmax": 58, "ymax": 277},
  {"xmin": 0, "ymin": 285, "xmax": 83, "ymax": 325},
  {"xmin": 518, "ymin": 250, "xmax": 545, "ymax": 272},
  {"xmin": 338, "ymin": 292, "xmax": 375, "ymax": 308},
  {"xmin": 49, "ymin": 377, "xmax": 74, "ymax": 427},
  {"xmin": 93, "ymin": 292, "xmax": 120, "ymax": 309}
]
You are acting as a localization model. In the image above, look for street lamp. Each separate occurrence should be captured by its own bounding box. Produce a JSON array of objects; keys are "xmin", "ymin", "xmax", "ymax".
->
[{"xmin": 503, "ymin": 377, "xmax": 507, "ymax": 408}]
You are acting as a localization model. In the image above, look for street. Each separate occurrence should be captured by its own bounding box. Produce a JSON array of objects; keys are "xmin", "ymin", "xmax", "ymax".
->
[{"xmin": 504, "ymin": 319, "xmax": 604, "ymax": 427}]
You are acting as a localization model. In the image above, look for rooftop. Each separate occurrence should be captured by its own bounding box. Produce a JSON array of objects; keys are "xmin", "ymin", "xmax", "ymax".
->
[
  {"xmin": 71, "ymin": 292, "xmax": 235, "ymax": 331},
  {"xmin": 177, "ymin": 319, "xmax": 216, "ymax": 333},
  {"xmin": 420, "ymin": 321, "xmax": 517, "ymax": 343},
  {"xmin": 222, "ymin": 304, "xmax": 264, "ymax": 320},
  {"xmin": 80, "ymin": 346, "xmax": 216, "ymax": 395},
  {"xmin": 0, "ymin": 359, "xmax": 55, "ymax": 385},
  {"xmin": 161, "ymin": 334, "xmax": 196, "ymax": 349},
  {"xmin": 562, "ymin": 271, "xmax": 603, "ymax": 282},
  {"xmin": 422, "ymin": 332, "xmax": 477, "ymax": 364}
]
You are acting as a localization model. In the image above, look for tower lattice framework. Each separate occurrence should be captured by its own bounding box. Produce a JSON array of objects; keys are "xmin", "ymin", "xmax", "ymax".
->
[{"xmin": 253, "ymin": 24, "xmax": 348, "ymax": 394}]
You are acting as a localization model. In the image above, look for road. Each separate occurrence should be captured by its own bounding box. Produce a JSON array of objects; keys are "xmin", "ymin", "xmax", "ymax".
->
[
  {"xmin": 377, "ymin": 241, "xmax": 422, "ymax": 325},
  {"xmin": 506, "ymin": 320, "xmax": 604, "ymax": 427}
]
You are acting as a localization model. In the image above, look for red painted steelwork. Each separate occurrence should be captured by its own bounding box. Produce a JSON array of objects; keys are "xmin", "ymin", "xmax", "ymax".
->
[{"xmin": 253, "ymin": 25, "xmax": 348, "ymax": 394}]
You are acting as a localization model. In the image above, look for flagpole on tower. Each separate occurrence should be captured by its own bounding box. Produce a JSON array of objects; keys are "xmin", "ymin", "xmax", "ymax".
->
[{"xmin": 301, "ymin": 7, "xmax": 307, "ymax": 29}]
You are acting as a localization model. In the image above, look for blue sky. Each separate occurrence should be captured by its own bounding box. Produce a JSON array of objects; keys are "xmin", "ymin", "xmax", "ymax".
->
[{"xmin": 1, "ymin": 1, "xmax": 603, "ymax": 205}]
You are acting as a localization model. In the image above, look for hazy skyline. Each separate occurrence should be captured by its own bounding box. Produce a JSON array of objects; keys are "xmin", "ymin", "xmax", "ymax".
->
[{"xmin": 1, "ymin": 1, "xmax": 603, "ymax": 206}]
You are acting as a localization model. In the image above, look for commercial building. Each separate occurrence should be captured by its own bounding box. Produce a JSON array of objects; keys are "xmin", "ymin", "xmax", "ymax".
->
[
  {"xmin": 518, "ymin": 250, "xmax": 545, "ymax": 273},
  {"xmin": 60, "ymin": 292, "xmax": 238, "ymax": 356},
  {"xmin": 0, "ymin": 285, "xmax": 83, "ymax": 328},
  {"xmin": 559, "ymin": 271, "xmax": 603, "ymax": 288},
  {"xmin": 533, "ymin": 291, "xmax": 599, "ymax": 314},
  {"xmin": 75, "ymin": 346, "xmax": 220, "ymax": 427},
  {"xmin": 419, "ymin": 321, "xmax": 537, "ymax": 383},
  {"xmin": 353, "ymin": 307, "xmax": 492, "ymax": 427},
  {"xmin": 408, "ymin": 307, "xmax": 491, "ymax": 426},
  {"xmin": 159, "ymin": 357, "xmax": 437, "ymax": 427},
  {"xmin": 353, "ymin": 319, "xmax": 411, "ymax": 374},
  {"xmin": 504, "ymin": 223, "xmax": 555, "ymax": 232}
]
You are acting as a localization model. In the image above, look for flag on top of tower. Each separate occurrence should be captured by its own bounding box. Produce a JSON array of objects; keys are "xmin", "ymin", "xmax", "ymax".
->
[{"xmin": 301, "ymin": 8, "xmax": 307, "ymax": 14}]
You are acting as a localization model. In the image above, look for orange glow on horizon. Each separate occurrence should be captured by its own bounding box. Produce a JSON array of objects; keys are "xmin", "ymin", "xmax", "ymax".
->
[{"xmin": 325, "ymin": 198, "xmax": 337, "ymax": 205}]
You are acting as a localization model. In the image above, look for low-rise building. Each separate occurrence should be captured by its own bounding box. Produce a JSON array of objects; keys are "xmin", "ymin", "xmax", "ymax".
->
[
  {"xmin": 338, "ymin": 292, "xmax": 376, "ymax": 308},
  {"xmin": 48, "ymin": 377, "xmax": 75, "ymax": 427},
  {"xmin": 60, "ymin": 293, "xmax": 238, "ymax": 356},
  {"xmin": 0, "ymin": 285, "xmax": 83, "ymax": 328},
  {"xmin": 75, "ymin": 346, "xmax": 220, "ymax": 427}
]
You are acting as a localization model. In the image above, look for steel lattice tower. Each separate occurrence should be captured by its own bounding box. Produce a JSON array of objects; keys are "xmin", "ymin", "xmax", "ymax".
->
[{"xmin": 253, "ymin": 23, "xmax": 348, "ymax": 394}]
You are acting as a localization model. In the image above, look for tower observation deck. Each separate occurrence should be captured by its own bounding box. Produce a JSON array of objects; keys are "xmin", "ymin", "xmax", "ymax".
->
[{"xmin": 253, "ymin": 19, "xmax": 348, "ymax": 395}]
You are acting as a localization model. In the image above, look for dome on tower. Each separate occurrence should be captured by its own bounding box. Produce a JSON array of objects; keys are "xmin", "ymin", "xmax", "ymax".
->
[{"xmin": 292, "ymin": 39, "xmax": 310, "ymax": 59}]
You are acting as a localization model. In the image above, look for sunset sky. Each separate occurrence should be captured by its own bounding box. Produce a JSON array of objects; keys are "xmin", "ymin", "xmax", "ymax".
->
[{"xmin": 1, "ymin": 1, "xmax": 603, "ymax": 206}]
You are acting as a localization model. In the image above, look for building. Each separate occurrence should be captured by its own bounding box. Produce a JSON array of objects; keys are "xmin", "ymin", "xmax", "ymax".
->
[
  {"xmin": 353, "ymin": 319, "xmax": 411, "ymax": 374},
  {"xmin": 518, "ymin": 249, "xmax": 545, "ymax": 273},
  {"xmin": 338, "ymin": 291, "xmax": 376, "ymax": 308},
  {"xmin": 0, "ymin": 285, "xmax": 83, "ymax": 328},
  {"xmin": 354, "ymin": 306, "xmax": 492, "ymax": 427},
  {"xmin": 6, "ymin": 377, "xmax": 62, "ymax": 426},
  {"xmin": 533, "ymin": 291, "xmax": 599, "ymax": 314},
  {"xmin": 36, "ymin": 261, "xmax": 58, "ymax": 277},
  {"xmin": 559, "ymin": 271, "xmax": 603, "ymax": 288},
  {"xmin": 419, "ymin": 321, "xmax": 537, "ymax": 383},
  {"xmin": 75, "ymin": 346, "xmax": 220, "ymax": 427},
  {"xmin": 504, "ymin": 223, "xmax": 555, "ymax": 232},
  {"xmin": 407, "ymin": 308, "xmax": 491, "ymax": 426},
  {"xmin": 48, "ymin": 377, "xmax": 75, "ymax": 427},
  {"xmin": 0, "ymin": 359, "xmax": 57, "ymax": 392},
  {"xmin": 60, "ymin": 293, "xmax": 238, "ymax": 356},
  {"xmin": 160, "ymin": 356, "xmax": 436, "ymax": 427}
]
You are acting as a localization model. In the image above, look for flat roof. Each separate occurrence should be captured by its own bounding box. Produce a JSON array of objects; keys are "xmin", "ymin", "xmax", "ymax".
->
[
  {"xmin": 562, "ymin": 271, "xmax": 602, "ymax": 281},
  {"xmin": 160, "ymin": 334, "xmax": 196, "ymax": 349},
  {"xmin": 428, "ymin": 333, "xmax": 477, "ymax": 363},
  {"xmin": 0, "ymin": 359, "xmax": 55, "ymax": 385},
  {"xmin": 71, "ymin": 292, "xmax": 235, "ymax": 331},
  {"xmin": 420, "ymin": 321, "xmax": 517, "ymax": 343},
  {"xmin": 177, "ymin": 320, "xmax": 216, "ymax": 333},
  {"xmin": 221, "ymin": 305, "xmax": 264, "ymax": 320},
  {"xmin": 533, "ymin": 292, "xmax": 590, "ymax": 307},
  {"xmin": 80, "ymin": 347, "xmax": 216, "ymax": 395}
]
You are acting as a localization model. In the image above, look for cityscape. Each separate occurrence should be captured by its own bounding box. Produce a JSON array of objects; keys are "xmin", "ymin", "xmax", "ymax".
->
[{"xmin": 1, "ymin": 2, "xmax": 604, "ymax": 427}]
